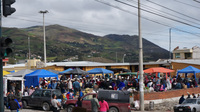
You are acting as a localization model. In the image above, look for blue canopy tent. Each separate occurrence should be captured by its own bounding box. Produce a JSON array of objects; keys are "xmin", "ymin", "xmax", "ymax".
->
[
  {"xmin": 87, "ymin": 68, "xmax": 114, "ymax": 78},
  {"xmin": 59, "ymin": 68, "xmax": 73, "ymax": 75},
  {"xmin": 176, "ymin": 66, "xmax": 200, "ymax": 80},
  {"xmin": 24, "ymin": 69, "xmax": 58, "ymax": 87}
]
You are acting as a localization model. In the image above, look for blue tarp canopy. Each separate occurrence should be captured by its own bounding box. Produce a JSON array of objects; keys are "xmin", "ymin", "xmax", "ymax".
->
[
  {"xmin": 87, "ymin": 68, "xmax": 114, "ymax": 74},
  {"xmin": 59, "ymin": 68, "xmax": 73, "ymax": 75},
  {"xmin": 24, "ymin": 69, "xmax": 58, "ymax": 87},
  {"xmin": 87, "ymin": 68, "xmax": 114, "ymax": 77},
  {"xmin": 177, "ymin": 66, "xmax": 200, "ymax": 80}
]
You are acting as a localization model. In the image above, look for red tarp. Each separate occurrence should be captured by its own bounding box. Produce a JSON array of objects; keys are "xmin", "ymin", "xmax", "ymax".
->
[
  {"xmin": 143, "ymin": 67, "xmax": 174, "ymax": 78},
  {"xmin": 144, "ymin": 67, "xmax": 174, "ymax": 73}
]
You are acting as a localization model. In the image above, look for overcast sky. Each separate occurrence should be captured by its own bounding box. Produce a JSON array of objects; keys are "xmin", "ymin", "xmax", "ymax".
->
[{"xmin": 3, "ymin": 0, "xmax": 200, "ymax": 51}]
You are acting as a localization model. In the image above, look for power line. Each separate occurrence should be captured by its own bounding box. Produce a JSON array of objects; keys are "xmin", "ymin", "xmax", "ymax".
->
[
  {"xmin": 144, "ymin": 0, "xmax": 200, "ymax": 22},
  {"xmin": 193, "ymin": 0, "xmax": 200, "ymax": 3},
  {"xmin": 115, "ymin": 0, "xmax": 200, "ymax": 30},
  {"xmin": 95, "ymin": 0, "xmax": 200, "ymax": 37},
  {"xmin": 174, "ymin": 0, "xmax": 200, "ymax": 9},
  {"xmin": 127, "ymin": 0, "xmax": 200, "ymax": 26}
]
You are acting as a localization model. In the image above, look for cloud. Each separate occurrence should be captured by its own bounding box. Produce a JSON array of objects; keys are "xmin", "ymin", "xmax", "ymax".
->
[{"xmin": 2, "ymin": 0, "xmax": 200, "ymax": 50}]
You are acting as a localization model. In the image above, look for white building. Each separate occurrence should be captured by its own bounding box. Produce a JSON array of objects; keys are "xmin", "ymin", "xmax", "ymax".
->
[{"xmin": 173, "ymin": 46, "xmax": 200, "ymax": 60}]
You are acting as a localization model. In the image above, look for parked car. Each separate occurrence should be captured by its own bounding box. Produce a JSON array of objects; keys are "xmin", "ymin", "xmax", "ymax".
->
[
  {"xmin": 174, "ymin": 98, "xmax": 200, "ymax": 112},
  {"xmin": 64, "ymin": 90, "xmax": 131, "ymax": 112},
  {"xmin": 22, "ymin": 89, "xmax": 63, "ymax": 111}
]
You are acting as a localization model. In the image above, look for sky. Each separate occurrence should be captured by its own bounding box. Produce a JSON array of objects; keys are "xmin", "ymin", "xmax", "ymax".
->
[{"xmin": 2, "ymin": 0, "xmax": 200, "ymax": 51}]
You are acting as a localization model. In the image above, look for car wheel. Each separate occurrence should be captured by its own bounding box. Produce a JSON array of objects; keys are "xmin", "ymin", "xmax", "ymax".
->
[
  {"xmin": 66, "ymin": 105, "xmax": 74, "ymax": 112},
  {"xmin": 192, "ymin": 108, "xmax": 196, "ymax": 112},
  {"xmin": 42, "ymin": 102, "xmax": 50, "ymax": 111},
  {"xmin": 22, "ymin": 100, "xmax": 27, "ymax": 109},
  {"xmin": 109, "ymin": 107, "xmax": 118, "ymax": 112}
]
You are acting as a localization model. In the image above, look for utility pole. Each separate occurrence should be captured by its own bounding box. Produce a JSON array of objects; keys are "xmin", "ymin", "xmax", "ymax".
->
[
  {"xmin": 123, "ymin": 54, "xmax": 126, "ymax": 63},
  {"xmin": 169, "ymin": 28, "xmax": 172, "ymax": 62},
  {"xmin": 169, "ymin": 28, "xmax": 173, "ymax": 69},
  {"xmin": 138, "ymin": 0, "xmax": 144, "ymax": 111},
  {"xmin": 39, "ymin": 10, "xmax": 48, "ymax": 67},
  {"xmin": 28, "ymin": 37, "xmax": 30, "ymax": 59},
  {"xmin": 116, "ymin": 52, "xmax": 118, "ymax": 63}
]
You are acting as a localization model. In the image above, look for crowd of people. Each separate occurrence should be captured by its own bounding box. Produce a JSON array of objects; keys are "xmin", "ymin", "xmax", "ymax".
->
[
  {"xmin": 5, "ymin": 73, "xmax": 200, "ymax": 111},
  {"xmin": 179, "ymin": 93, "xmax": 200, "ymax": 104}
]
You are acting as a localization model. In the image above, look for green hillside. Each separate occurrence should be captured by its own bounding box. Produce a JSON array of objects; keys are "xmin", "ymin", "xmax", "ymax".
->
[{"xmin": 2, "ymin": 24, "xmax": 169, "ymax": 63}]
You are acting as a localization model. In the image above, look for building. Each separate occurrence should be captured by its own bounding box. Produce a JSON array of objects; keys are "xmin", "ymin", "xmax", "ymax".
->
[
  {"xmin": 3, "ymin": 60, "xmax": 169, "ymax": 73},
  {"xmin": 173, "ymin": 46, "xmax": 200, "ymax": 60}
]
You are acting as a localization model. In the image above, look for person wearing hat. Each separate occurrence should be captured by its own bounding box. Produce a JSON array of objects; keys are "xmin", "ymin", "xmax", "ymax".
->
[
  {"xmin": 52, "ymin": 80, "xmax": 57, "ymax": 89},
  {"xmin": 68, "ymin": 79, "xmax": 73, "ymax": 91},
  {"xmin": 73, "ymin": 79, "xmax": 80, "ymax": 96}
]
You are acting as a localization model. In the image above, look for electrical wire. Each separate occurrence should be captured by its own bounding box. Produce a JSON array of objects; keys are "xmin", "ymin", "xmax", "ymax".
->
[
  {"xmin": 193, "ymin": 0, "xmax": 200, "ymax": 3},
  {"xmin": 126, "ymin": 0, "xmax": 200, "ymax": 26},
  {"xmin": 143, "ymin": 0, "xmax": 200, "ymax": 22},
  {"xmin": 174, "ymin": 0, "xmax": 200, "ymax": 9},
  {"xmin": 95, "ymin": 0, "xmax": 200, "ymax": 37},
  {"xmin": 115, "ymin": 0, "xmax": 200, "ymax": 30}
]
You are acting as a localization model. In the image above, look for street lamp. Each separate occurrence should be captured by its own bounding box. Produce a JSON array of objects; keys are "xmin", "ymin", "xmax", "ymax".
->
[
  {"xmin": 123, "ymin": 54, "xmax": 126, "ymax": 63},
  {"xmin": 39, "ymin": 10, "xmax": 48, "ymax": 67}
]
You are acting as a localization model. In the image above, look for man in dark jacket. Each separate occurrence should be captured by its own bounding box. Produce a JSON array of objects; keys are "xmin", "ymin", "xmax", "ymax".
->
[
  {"xmin": 73, "ymin": 79, "xmax": 80, "ymax": 96},
  {"xmin": 91, "ymin": 94, "xmax": 100, "ymax": 112},
  {"xmin": 9, "ymin": 96, "xmax": 19, "ymax": 112},
  {"xmin": 179, "ymin": 95, "xmax": 185, "ymax": 104}
]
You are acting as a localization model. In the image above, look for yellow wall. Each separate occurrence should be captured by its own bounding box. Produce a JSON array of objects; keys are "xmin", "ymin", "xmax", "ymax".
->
[
  {"xmin": 111, "ymin": 66, "xmax": 130, "ymax": 69},
  {"xmin": 85, "ymin": 66, "xmax": 106, "ymax": 71},
  {"xmin": 171, "ymin": 62, "xmax": 200, "ymax": 78},
  {"xmin": 145, "ymin": 64, "xmax": 160, "ymax": 68}
]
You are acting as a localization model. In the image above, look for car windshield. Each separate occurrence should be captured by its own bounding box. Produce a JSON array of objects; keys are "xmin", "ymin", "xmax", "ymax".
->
[{"xmin": 182, "ymin": 99, "xmax": 196, "ymax": 104}]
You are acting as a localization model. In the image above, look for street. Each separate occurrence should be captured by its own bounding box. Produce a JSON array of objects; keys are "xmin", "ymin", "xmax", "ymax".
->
[{"xmin": 5, "ymin": 107, "xmax": 66, "ymax": 112}]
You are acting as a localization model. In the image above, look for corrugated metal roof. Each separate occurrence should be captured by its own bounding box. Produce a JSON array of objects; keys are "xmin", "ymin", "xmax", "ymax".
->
[
  {"xmin": 3, "ymin": 60, "xmax": 170, "ymax": 68},
  {"xmin": 172, "ymin": 59, "xmax": 200, "ymax": 65}
]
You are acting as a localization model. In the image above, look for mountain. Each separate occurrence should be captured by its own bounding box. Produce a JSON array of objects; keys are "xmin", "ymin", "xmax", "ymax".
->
[{"xmin": 2, "ymin": 24, "xmax": 169, "ymax": 63}]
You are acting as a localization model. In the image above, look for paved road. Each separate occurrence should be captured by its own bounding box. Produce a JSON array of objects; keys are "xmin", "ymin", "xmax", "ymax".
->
[
  {"xmin": 5, "ymin": 107, "xmax": 66, "ymax": 112},
  {"xmin": 5, "ymin": 107, "xmax": 173, "ymax": 112},
  {"xmin": 5, "ymin": 108, "xmax": 172, "ymax": 112}
]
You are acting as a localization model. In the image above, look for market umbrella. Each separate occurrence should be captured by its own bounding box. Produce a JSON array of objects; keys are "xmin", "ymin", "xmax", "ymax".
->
[
  {"xmin": 5, "ymin": 69, "xmax": 33, "ymax": 77},
  {"xmin": 59, "ymin": 68, "xmax": 73, "ymax": 75},
  {"xmin": 143, "ymin": 67, "xmax": 174, "ymax": 78},
  {"xmin": 3, "ymin": 70, "xmax": 10, "ymax": 76},
  {"xmin": 64, "ymin": 68, "xmax": 88, "ymax": 75}
]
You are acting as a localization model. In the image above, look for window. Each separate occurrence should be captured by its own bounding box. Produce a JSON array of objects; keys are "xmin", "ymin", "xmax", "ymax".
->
[
  {"xmin": 42, "ymin": 90, "xmax": 51, "ymax": 97},
  {"xmin": 185, "ymin": 53, "xmax": 192, "ymax": 59},
  {"xmin": 175, "ymin": 53, "xmax": 180, "ymax": 58},
  {"xmin": 197, "ymin": 99, "xmax": 200, "ymax": 104},
  {"xmin": 52, "ymin": 90, "xmax": 62, "ymax": 99},
  {"xmin": 111, "ymin": 93, "xmax": 118, "ymax": 99},
  {"xmin": 83, "ymin": 95, "xmax": 93, "ymax": 100},
  {"xmin": 32, "ymin": 90, "xmax": 42, "ymax": 97}
]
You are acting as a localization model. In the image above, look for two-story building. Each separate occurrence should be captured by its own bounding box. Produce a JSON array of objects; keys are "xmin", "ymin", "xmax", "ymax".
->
[{"xmin": 173, "ymin": 46, "xmax": 200, "ymax": 59}]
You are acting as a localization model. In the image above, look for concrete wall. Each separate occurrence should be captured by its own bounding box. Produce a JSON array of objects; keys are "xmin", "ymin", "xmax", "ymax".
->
[
  {"xmin": 193, "ymin": 47, "xmax": 200, "ymax": 59},
  {"xmin": 134, "ymin": 87, "xmax": 200, "ymax": 101}
]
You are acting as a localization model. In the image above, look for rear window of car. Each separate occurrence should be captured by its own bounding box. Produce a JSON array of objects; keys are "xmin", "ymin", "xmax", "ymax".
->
[
  {"xmin": 42, "ymin": 90, "xmax": 51, "ymax": 97},
  {"xmin": 52, "ymin": 90, "xmax": 62, "ymax": 99},
  {"xmin": 32, "ymin": 90, "xmax": 42, "ymax": 97},
  {"xmin": 182, "ymin": 99, "xmax": 197, "ymax": 104}
]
